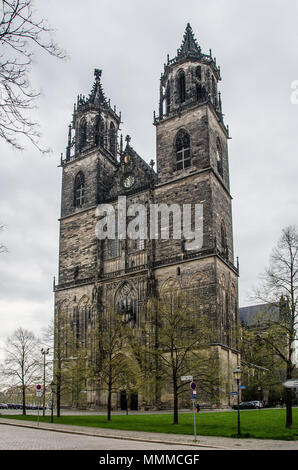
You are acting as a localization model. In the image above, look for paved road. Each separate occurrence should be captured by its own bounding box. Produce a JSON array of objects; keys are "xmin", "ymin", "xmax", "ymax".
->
[{"xmin": 0, "ymin": 424, "xmax": 214, "ymax": 450}]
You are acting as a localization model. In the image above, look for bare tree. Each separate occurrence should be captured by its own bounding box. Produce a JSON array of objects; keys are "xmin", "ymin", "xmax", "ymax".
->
[
  {"xmin": 148, "ymin": 294, "xmax": 219, "ymax": 425},
  {"xmin": 0, "ymin": 0, "xmax": 66, "ymax": 151},
  {"xmin": 254, "ymin": 226, "xmax": 298, "ymax": 428},
  {"xmin": 1, "ymin": 327, "xmax": 41, "ymax": 414},
  {"xmin": 95, "ymin": 308, "xmax": 137, "ymax": 421}
]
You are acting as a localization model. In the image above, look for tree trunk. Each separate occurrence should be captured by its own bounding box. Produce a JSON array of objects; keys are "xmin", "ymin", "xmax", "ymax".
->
[
  {"xmin": 107, "ymin": 379, "xmax": 112, "ymax": 421},
  {"xmin": 22, "ymin": 384, "xmax": 26, "ymax": 416},
  {"xmin": 285, "ymin": 388, "xmax": 292, "ymax": 429},
  {"xmin": 56, "ymin": 379, "xmax": 61, "ymax": 418},
  {"xmin": 173, "ymin": 374, "xmax": 178, "ymax": 425},
  {"xmin": 285, "ymin": 362, "xmax": 293, "ymax": 429}
]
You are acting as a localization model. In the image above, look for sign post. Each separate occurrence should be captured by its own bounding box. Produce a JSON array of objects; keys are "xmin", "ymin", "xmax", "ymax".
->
[
  {"xmin": 190, "ymin": 382, "xmax": 197, "ymax": 442},
  {"xmin": 283, "ymin": 380, "xmax": 298, "ymax": 389},
  {"xmin": 181, "ymin": 376, "xmax": 198, "ymax": 442},
  {"xmin": 36, "ymin": 385, "xmax": 42, "ymax": 427}
]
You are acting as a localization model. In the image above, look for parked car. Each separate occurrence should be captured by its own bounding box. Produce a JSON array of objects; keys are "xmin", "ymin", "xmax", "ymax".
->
[
  {"xmin": 0, "ymin": 403, "xmax": 8, "ymax": 409},
  {"xmin": 251, "ymin": 401, "xmax": 263, "ymax": 408},
  {"xmin": 232, "ymin": 401, "xmax": 261, "ymax": 410}
]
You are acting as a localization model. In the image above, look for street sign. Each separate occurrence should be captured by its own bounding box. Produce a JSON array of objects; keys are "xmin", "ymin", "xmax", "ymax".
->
[
  {"xmin": 283, "ymin": 380, "xmax": 298, "ymax": 388},
  {"xmin": 190, "ymin": 382, "xmax": 196, "ymax": 390},
  {"xmin": 36, "ymin": 384, "xmax": 42, "ymax": 390},
  {"xmin": 239, "ymin": 385, "xmax": 246, "ymax": 390},
  {"xmin": 191, "ymin": 390, "xmax": 197, "ymax": 399},
  {"xmin": 181, "ymin": 375, "xmax": 193, "ymax": 381},
  {"xmin": 230, "ymin": 391, "xmax": 238, "ymax": 396}
]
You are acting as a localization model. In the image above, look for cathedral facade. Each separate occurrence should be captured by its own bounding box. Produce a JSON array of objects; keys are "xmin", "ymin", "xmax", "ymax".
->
[{"xmin": 54, "ymin": 24, "xmax": 240, "ymax": 409}]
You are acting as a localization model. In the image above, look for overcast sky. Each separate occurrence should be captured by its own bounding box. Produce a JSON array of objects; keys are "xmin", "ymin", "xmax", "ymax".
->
[{"xmin": 0, "ymin": 0, "xmax": 298, "ymax": 359}]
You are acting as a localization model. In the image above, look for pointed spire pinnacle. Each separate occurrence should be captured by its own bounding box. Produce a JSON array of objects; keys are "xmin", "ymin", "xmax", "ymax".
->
[
  {"xmin": 177, "ymin": 23, "xmax": 201, "ymax": 58},
  {"xmin": 88, "ymin": 68, "xmax": 108, "ymax": 106}
]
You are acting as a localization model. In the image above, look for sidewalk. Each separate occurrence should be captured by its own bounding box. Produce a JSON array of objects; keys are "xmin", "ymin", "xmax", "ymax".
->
[{"xmin": 0, "ymin": 417, "xmax": 297, "ymax": 450}]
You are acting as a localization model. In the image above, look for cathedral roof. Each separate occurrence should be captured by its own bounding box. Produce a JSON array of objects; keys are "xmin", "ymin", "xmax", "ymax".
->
[{"xmin": 122, "ymin": 135, "xmax": 157, "ymax": 181}]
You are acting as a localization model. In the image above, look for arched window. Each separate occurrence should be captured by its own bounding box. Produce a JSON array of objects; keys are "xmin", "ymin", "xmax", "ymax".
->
[
  {"xmin": 115, "ymin": 282, "xmax": 137, "ymax": 325},
  {"xmin": 216, "ymin": 137, "xmax": 223, "ymax": 177},
  {"xmin": 196, "ymin": 84, "xmax": 205, "ymax": 102},
  {"xmin": 212, "ymin": 76, "xmax": 216, "ymax": 96},
  {"xmin": 110, "ymin": 219, "xmax": 119, "ymax": 258},
  {"xmin": 166, "ymin": 83, "xmax": 171, "ymax": 114},
  {"xmin": 195, "ymin": 65, "xmax": 202, "ymax": 81},
  {"xmin": 95, "ymin": 115, "xmax": 104, "ymax": 147},
  {"xmin": 74, "ymin": 171, "xmax": 85, "ymax": 207},
  {"xmin": 178, "ymin": 71, "xmax": 186, "ymax": 103},
  {"xmin": 221, "ymin": 222, "xmax": 228, "ymax": 259},
  {"xmin": 109, "ymin": 121, "xmax": 116, "ymax": 156},
  {"xmin": 176, "ymin": 130, "xmax": 190, "ymax": 170},
  {"xmin": 79, "ymin": 119, "xmax": 87, "ymax": 151}
]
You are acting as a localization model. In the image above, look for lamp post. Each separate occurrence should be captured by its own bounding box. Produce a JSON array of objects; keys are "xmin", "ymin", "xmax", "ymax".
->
[
  {"xmin": 233, "ymin": 366, "xmax": 242, "ymax": 437},
  {"xmin": 41, "ymin": 348, "xmax": 49, "ymax": 417},
  {"xmin": 258, "ymin": 385, "xmax": 262, "ymax": 404},
  {"xmin": 50, "ymin": 381, "xmax": 56, "ymax": 423}
]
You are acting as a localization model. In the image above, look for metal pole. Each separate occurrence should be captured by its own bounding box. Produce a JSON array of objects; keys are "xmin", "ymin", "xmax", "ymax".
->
[
  {"xmin": 43, "ymin": 353, "xmax": 46, "ymax": 416},
  {"xmin": 51, "ymin": 390, "xmax": 54, "ymax": 424},
  {"xmin": 237, "ymin": 378, "xmax": 241, "ymax": 436},
  {"xmin": 193, "ymin": 399, "xmax": 197, "ymax": 441}
]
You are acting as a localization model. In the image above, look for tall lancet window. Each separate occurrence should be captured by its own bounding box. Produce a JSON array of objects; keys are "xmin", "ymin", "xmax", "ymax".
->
[
  {"xmin": 74, "ymin": 171, "xmax": 85, "ymax": 207},
  {"xmin": 178, "ymin": 71, "xmax": 186, "ymax": 103},
  {"xmin": 95, "ymin": 115, "xmax": 104, "ymax": 147},
  {"xmin": 221, "ymin": 221, "xmax": 228, "ymax": 259},
  {"xmin": 216, "ymin": 137, "xmax": 223, "ymax": 177},
  {"xmin": 166, "ymin": 83, "xmax": 171, "ymax": 114},
  {"xmin": 176, "ymin": 130, "xmax": 190, "ymax": 170},
  {"xmin": 195, "ymin": 65, "xmax": 202, "ymax": 81},
  {"xmin": 109, "ymin": 121, "xmax": 116, "ymax": 156},
  {"xmin": 79, "ymin": 119, "xmax": 87, "ymax": 151}
]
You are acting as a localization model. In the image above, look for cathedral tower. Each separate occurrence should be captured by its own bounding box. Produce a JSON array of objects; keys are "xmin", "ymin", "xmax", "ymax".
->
[{"xmin": 153, "ymin": 24, "xmax": 239, "ymax": 351}]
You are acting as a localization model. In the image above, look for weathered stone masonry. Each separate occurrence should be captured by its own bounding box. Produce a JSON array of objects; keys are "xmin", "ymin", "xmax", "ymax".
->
[{"xmin": 54, "ymin": 24, "xmax": 240, "ymax": 408}]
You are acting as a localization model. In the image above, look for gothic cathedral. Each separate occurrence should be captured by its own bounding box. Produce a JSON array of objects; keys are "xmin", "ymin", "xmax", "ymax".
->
[{"xmin": 54, "ymin": 24, "xmax": 240, "ymax": 409}]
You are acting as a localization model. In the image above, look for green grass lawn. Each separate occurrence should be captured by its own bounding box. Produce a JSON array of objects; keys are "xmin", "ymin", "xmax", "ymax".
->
[{"xmin": 2, "ymin": 408, "xmax": 298, "ymax": 441}]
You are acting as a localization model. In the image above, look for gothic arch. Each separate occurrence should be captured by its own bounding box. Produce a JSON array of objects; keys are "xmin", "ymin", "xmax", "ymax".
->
[
  {"xmin": 79, "ymin": 118, "xmax": 87, "ymax": 150},
  {"xmin": 114, "ymin": 281, "xmax": 138, "ymax": 324},
  {"xmin": 216, "ymin": 137, "xmax": 223, "ymax": 177},
  {"xmin": 95, "ymin": 114, "xmax": 104, "ymax": 147},
  {"xmin": 166, "ymin": 81, "xmax": 171, "ymax": 114},
  {"xmin": 220, "ymin": 221, "xmax": 228, "ymax": 259},
  {"xmin": 189, "ymin": 271, "xmax": 208, "ymax": 286},
  {"xmin": 177, "ymin": 69, "xmax": 186, "ymax": 103},
  {"xmin": 109, "ymin": 121, "xmax": 116, "ymax": 156},
  {"xmin": 160, "ymin": 277, "xmax": 181, "ymax": 294},
  {"xmin": 175, "ymin": 129, "xmax": 191, "ymax": 171},
  {"xmin": 74, "ymin": 171, "xmax": 85, "ymax": 207}
]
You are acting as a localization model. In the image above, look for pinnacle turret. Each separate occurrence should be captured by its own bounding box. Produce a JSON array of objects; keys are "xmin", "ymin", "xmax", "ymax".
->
[{"xmin": 177, "ymin": 23, "xmax": 201, "ymax": 58}]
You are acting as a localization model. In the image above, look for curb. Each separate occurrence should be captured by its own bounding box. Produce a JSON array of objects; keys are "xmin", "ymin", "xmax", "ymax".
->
[{"xmin": 0, "ymin": 419, "xmax": 228, "ymax": 450}]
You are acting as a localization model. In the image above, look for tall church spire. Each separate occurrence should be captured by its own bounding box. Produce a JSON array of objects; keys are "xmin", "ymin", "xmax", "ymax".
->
[
  {"xmin": 177, "ymin": 23, "xmax": 201, "ymax": 58},
  {"xmin": 88, "ymin": 69, "xmax": 108, "ymax": 107}
]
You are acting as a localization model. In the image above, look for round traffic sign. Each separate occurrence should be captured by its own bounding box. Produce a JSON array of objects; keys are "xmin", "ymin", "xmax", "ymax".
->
[
  {"xmin": 36, "ymin": 384, "xmax": 42, "ymax": 390},
  {"xmin": 190, "ymin": 382, "xmax": 196, "ymax": 390}
]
